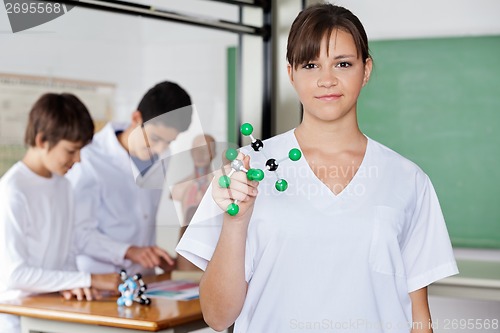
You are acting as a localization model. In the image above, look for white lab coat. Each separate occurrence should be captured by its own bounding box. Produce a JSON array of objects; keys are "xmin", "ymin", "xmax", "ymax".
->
[{"xmin": 66, "ymin": 122, "xmax": 162, "ymax": 275}]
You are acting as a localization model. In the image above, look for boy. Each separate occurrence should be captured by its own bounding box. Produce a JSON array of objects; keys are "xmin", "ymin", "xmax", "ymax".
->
[
  {"xmin": 66, "ymin": 81, "xmax": 193, "ymax": 275},
  {"xmin": 0, "ymin": 93, "xmax": 120, "ymax": 333}
]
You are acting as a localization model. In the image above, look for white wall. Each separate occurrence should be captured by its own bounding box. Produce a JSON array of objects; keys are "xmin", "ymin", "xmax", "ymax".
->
[
  {"xmin": 273, "ymin": 0, "xmax": 304, "ymax": 135},
  {"xmin": 0, "ymin": 7, "xmax": 145, "ymax": 119},
  {"xmin": 0, "ymin": 2, "xmax": 238, "ymax": 175},
  {"xmin": 274, "ymin": 0, "xmax": 500, "ymax": 135},
  {"xmin": 240, "ymin": 7, "xmax": 264, "ymax": 139},
  {"xmin": 332, "ymin": 0, "xmax": 500, "ymax": 40},
  {"xmin": 1, "ymin": 3, "xmax": 236, "ymax": 332}
]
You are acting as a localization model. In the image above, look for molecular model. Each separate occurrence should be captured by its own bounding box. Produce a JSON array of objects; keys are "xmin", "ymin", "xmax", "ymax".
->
[
  {"xmin": 218, "ymin": 147, "xmax": 265, "ymax": 216},
  {"xmin": 117, "ymin": 270, "xmax": 151, "ymax": 307},
  {"xmin": 218, "ymin": 123, "xmax": 302, "ymax": 216}
]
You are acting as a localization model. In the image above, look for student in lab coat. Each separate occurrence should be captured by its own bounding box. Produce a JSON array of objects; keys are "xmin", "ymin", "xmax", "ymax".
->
[
  {"xmin": 0, "ymin": 93, "xmax": 120, "ymax": 333},
  {"xmin": 176, "ymin": 4, "xmax": 458, "ymax": 332},
  {"xmin": 67, "ymin": 81, "xmax": 193, "ymax": 276}
]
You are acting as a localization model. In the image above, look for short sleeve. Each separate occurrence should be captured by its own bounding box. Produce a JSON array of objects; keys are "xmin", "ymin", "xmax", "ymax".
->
[
  {"xmin": 401, "ymin": 174, "xmax": 459, "ymax": 292},
  {"xmin": 175, "ymin": 184, "xmax": 225, "ymax": 271}
]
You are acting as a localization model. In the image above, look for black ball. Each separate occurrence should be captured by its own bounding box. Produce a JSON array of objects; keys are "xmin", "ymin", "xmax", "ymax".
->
[
  {"xmin": 251, "ymin": 139, "xmax": 264, "ymax": 151},
  {"xmin": 266, "ymin": 159, "xmax": 278, "ymax": 171}
]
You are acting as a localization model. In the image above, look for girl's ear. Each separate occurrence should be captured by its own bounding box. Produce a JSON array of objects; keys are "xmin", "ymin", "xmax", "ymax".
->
[
  {"xmin": 287, "ymin": 64, "xmax": 295, "ymax": 85},
  {"xmin": 362, "ymin": 57, "xmax": 373, "ymax": 87}
]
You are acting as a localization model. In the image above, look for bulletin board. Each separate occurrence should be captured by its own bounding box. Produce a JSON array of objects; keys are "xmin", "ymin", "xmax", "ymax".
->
[{"xmin": 0, "ymin": 73, "xmax": 115, "ymax": 176}]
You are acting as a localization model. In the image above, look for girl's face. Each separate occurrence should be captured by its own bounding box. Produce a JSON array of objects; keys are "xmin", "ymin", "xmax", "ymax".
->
[
  {"xmin": 41, "ymin": 139, "xmax": 84, "ymax": 176},
  {"xmin": 288, "ymin": 28, "xmax": 372, "ymax": 125}
]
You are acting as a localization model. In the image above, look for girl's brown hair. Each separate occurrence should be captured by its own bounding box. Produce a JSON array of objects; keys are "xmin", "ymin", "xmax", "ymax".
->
[{"xmin": 287, "ymin": 3, "xmax": 371, "ymax": 69}]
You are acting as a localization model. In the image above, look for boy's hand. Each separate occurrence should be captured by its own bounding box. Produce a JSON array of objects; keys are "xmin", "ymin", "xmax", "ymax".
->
[
  {"xmin": 59, "ymin": 287, "xmax": 96, "ymax": 301},
  {"xmin": 90, "ymin": 273, "xmax": 121, "ymax": 291},
  {"xmin": 159, "ymin": 256, "xmax": 177, "ymax": 273},
  {"xmin": 125, "ymin": 245, "xmax": 175, "ymax": 269}
]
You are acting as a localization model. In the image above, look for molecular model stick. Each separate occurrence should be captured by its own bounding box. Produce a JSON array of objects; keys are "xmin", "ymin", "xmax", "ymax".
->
[
  {"xmin": 241, "ymin": 123, "xmax": 302, "ymax": 191},
  {"xmin": 117, "ymin": 270, "xmax": 151, "ymax": 307},
  {"xmin": 218, "ymin": 123, "xmax": 302, "ymax": 215},
  {"xmin": 262, "ymin": 148, "xmax": 301, "ymax": 191}
]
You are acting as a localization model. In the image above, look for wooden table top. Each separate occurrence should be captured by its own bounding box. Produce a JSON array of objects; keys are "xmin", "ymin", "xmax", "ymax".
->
[{"xmin": 0, "ymin": 272, "xmax": 204, "ymax": 332}]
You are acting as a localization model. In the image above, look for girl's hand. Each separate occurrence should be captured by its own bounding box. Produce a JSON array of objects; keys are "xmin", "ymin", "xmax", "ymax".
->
[{"xmin": 212, "ymin": 153, "xmax": 259, "ymax": 221}]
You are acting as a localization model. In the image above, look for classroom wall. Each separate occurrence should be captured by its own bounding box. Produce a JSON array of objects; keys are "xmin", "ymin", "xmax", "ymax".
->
[
  {"xmin": 274, "ymin": 0, "xmax": 500, "ymax": 136},
  {"xmin": 0, "ymin": 1, "xmax": 238, "ymax": 265},
  {"xmin": 332, "ymin": 0, "xmax": 500, "ymax": 40},
  {"xmin": 0, "ymin": 1, "xmax": 237, "ymax": 132},
  {"xmin": 0, "ymin": 8, "xmax": 144, "ymax": 118},
  {"xmin": 1, "ymin": 4, "xmax": 234, "ymax": 332}
]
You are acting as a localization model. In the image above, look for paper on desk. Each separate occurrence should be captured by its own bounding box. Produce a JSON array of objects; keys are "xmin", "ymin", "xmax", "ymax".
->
[{"xmin": 145, "ymin": 280, "xmax": 199, "ymax": 301}]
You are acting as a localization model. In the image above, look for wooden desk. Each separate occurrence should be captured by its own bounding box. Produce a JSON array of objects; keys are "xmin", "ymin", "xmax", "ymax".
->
[
  {"xmin": 429, "ymin": 260, "xmax": 500, "ymax": 301},
  {"xmin": 0, "ymin": 273, "xmax": 207, "ymax": 333}
]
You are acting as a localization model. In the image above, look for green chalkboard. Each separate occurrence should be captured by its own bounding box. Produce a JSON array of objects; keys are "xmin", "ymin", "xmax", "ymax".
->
[{"xmin": 358, "ymin": 36, "xmax": 500, "ymax": 249}]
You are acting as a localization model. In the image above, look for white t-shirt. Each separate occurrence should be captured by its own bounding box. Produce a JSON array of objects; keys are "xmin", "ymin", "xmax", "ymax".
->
[
  {"xmin": 176, "ymin": 130, "xmax": 458, "ymax": 333},
  {"xmin": 0, "ymin": 162, "xmax": 91, "ymax": 333},
  {"xmin": 66, "ymin": 122, "xmax": 162, "ymax": 275}
]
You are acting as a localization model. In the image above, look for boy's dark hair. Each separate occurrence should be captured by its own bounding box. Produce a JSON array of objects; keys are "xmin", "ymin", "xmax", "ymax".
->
[
  {"xmin": 137, "ymin": 81, "xmax": 192, "ymax": 132},
  {"xmin": 287, "ymin": 3, "xmax": 371, "ymax": 69},
  {"xmin": 24, "ymin": 93, "xmax": 94, "ymax": 149}
]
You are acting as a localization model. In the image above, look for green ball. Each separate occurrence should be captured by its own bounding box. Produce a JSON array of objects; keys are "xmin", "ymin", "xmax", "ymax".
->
[
  {"xmin": 251, "ymin": 169, "xmax": 264, "ymax": 181},
  {"xmin": 247, "ymin": 169, "xmax": 262, "ymax": 181},
  {"xmin": 227, "ymin": 202, "xmax": 240, "ymax": 216},
  {"xmin": 225, "ymin": 148, "xmax": 238, "ymax": 161},
  {"xmin": 218, "ymin": 175, "xmax": 231, "ymax": 188},
  {"xmin": 275, "ymin": 179, "xmax": 288, "ymax": 192},
  {"xmin": 240, "ymin": 123, "xmax": 253, "ymax": 136},
  {"xmin": 289, "ymin": 148, "xmax": 302, "ymax": 161}
]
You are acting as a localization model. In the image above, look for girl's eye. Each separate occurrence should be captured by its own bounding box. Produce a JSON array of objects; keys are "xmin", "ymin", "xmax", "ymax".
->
[
  {"xmin": 302, "ymin": 63, "xmax": 317, "ymax": 69},
  {"xmin": 336, "ymin": 62, "xmax": 352, "ymax": 68}
]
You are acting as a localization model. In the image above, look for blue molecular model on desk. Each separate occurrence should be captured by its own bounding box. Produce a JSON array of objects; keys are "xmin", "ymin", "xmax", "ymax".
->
[{"xmin": 117, "ymin": 270, "xmax": 151, "ymax": 307}]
